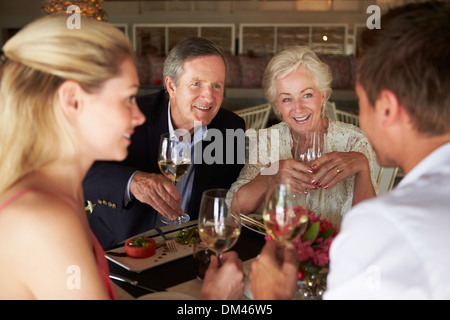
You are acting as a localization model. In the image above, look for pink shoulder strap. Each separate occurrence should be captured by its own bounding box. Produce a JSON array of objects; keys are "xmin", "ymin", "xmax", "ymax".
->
[{"xmin": 0, "ymin": 189, "xmax": 33, "ymax": 212}]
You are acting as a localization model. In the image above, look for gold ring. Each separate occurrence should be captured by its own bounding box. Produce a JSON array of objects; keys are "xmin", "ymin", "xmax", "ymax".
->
[{"xmin": 336, "ymin": 167, "xmax": 341, "ymax": 173}]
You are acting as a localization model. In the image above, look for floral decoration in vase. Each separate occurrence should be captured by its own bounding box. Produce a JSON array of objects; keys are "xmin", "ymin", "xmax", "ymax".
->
[{"xmin": 265, "ymin": 209, "xmax": 338, "ymax": 300}]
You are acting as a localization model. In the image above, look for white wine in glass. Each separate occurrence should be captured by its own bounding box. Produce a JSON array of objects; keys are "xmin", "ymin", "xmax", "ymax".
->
[
  {"xmin": 294, "ymin": 131, "xmax": 327, "ymax": 211},
  {"xmin": 158, "ymin": 132, "xmax": 191, "ymax": 224},
  {"xmin": 198, "ymin": 189, "xmax": 241, "ymax": 264},
  {"xmin": 158, "ymin": 159, "xmax": 190, "ymax": 182},
  {"xmin": 263, "ymin": 183, "xmax": 309, "ymax": 246}
]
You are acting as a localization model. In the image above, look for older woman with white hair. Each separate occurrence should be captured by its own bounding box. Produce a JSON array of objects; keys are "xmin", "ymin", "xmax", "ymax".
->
[{"xmin": 230, "ymin": 46, "xmax": 376, "ymax": 227}]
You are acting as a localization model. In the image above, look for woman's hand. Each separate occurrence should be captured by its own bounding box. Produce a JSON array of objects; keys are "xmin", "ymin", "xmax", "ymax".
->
[
  {"xmin": 309, "ymin": 151, "xmax": 376, "ymax": 205},
  {"xmin": 265, "ymin": 159, "xmax": 316, "ymax": 195},
  {"xmin": 236, "ymin": 157, "xmax": 321, "ymax": 214},
  {"xmin": 310, "ymin": 151, "xmax": 367, "ymax": 189}
]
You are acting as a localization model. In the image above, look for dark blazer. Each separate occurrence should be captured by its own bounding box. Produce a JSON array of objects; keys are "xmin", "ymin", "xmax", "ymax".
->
[{"xmin": 83, "ymin": 90, "xmax": 245, "ymax": 248}]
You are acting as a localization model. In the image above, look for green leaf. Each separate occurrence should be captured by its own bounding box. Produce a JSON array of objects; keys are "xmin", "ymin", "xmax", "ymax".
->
[
  {"xmin": 319, "ymin": 228, "xmax": 335, "ymax": 240},
  {"xmin": 129, "ymin": 236, "xmax": 148, "ymax": 247},
  {"xmin": 307, "ymin": 217, "xmax": 312, "ymax": 229},
  {"xmin": 304, "ymin": 221, "xmax": 320, "ymax": 242}
]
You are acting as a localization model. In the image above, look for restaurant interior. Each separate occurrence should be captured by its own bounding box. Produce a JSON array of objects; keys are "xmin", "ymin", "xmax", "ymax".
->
[
  {"xmin": 0, "ymin": 0, "xmax": 418, "ymax": 300},
  {"xmin": 0, "ymin": 0, "xmax": 406, "ymax": 110}
]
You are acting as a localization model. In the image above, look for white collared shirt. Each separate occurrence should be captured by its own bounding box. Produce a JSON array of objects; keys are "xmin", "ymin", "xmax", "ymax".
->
[{"xmin": 325, "ymin": 142, "xmax": 450, "ymax": 299}]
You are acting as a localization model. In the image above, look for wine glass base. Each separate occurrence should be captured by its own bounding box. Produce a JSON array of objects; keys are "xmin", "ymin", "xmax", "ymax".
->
[{"xmin": 160, "ymin": 213, "xmax": 190, "ymax": 225}]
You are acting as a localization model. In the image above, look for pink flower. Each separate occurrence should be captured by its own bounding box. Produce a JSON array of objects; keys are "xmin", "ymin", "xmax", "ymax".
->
[
  {"xmin": 312, "ymin": 248, "xmax": 329, "ymax": 266},
  {"xmin": 264, "ymin": 208, "xmax": 337, "ymax": 269},
  {"xmin": 294, "ymin": 239, "xmax": 314, "ymax": 262}
]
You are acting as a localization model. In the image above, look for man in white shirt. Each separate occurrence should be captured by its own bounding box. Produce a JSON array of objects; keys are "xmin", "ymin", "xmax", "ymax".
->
[{"xmin": 249, "ymin": 1, "xmax": 450, "ymax": 299}]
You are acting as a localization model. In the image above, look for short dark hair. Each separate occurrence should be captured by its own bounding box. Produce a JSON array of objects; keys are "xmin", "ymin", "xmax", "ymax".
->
[
  {"xmin": 358, "ymin": 1, "xmax": 450, "ymax": 135},
  {"xmin": 163, "ymin": 37, "xmax": 226, "ymax": 88}
]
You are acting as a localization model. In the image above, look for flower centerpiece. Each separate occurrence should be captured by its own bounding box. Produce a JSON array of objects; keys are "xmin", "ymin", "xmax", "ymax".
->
[
  {"xmin": 265, "ymin": 209, "xmax": 338, "ymax": 300},
  {"xmin": 294, "ymin": 210, "xmax": 337, "ymax": 299}
]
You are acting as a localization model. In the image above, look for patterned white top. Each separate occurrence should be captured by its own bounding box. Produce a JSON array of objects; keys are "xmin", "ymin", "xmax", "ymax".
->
[{"xmin": 229, "ymin": 119, "xmax": 376, "ymax": 227}]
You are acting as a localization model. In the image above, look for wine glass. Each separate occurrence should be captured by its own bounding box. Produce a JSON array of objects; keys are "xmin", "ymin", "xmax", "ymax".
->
[
  {"xmin": 294, "ymin": 131, "xmax": 327, "ymax": 212},
  {"xmin": 198, "ymin": 189, "xmax": 241, "ymax": 265},
  {"xmin": 295, "ymin": 131, "xmax": 326, "ymax": 168},
  {"xmin": 158, "ymin": 132, "xmax": 191, "ymax": 224},
  {"xmin": 192, "ymin": 242, "xmax": 214, "ymax": 281},
  {"xmin": 262, "ymin": 183, "xmax": 309, "ymax": 246}
]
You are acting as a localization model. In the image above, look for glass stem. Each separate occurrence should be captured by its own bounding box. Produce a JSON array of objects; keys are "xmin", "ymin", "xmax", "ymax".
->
[
  {"xmin": 217, "ymin": 252, "xmax": 223, "ymax": 267},
  {"xmin": 169, "ymin": 179, "xmax": 179, "ymax": 221}
]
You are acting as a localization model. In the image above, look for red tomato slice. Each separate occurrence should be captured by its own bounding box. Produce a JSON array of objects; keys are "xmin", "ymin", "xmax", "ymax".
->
[{"xmin": 125, "ymin": 237, "xmax": 156, "ymax": 259}]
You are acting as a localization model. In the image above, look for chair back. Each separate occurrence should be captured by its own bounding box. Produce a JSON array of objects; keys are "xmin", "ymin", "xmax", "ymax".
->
[
  {"xmin": 336, "ymin": 109, "xmax": 360, "ymax": 126},
  {"xmin": 373, "ymin": 161, "xmax": 399, "ymax": 195},
  {"xmin": 234, "ymin": 103, "xmax": 272, "ymax": 130}
]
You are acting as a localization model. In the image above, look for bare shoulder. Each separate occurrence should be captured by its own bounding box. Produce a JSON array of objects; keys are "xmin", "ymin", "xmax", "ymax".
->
[
  {"xmin": 0, "ymin": 190, "xmax": 87, "ymax": 242},
  {"xmin": 0, "ymin": 190, "xmax": 107, "ymax": 299},
  {"xmin": 0, "ymin": 190, "xmax": 91, "ymax": 267}
]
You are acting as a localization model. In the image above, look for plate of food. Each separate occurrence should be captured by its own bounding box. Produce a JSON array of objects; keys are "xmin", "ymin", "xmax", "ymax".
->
[
  {"xmin": 106, "ymin": 226, "xmax": 200, "ymax": 273},
  {"xmin": 240, "ymin": 213, "xmax": 266, "ymax": 236}
]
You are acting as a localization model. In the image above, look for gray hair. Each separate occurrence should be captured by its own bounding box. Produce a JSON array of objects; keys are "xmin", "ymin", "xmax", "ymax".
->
[
  {"xmin": 163, "ymin": 37, "xmax": 227, "ymax": 89},
  {"xmin": 263, "ymin": 46, "xmax": 332, "ymax": 119}
]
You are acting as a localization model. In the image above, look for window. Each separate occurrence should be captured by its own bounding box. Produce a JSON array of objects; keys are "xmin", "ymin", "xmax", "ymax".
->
[
  {"xmin": 133, "ymin": 24, "xmax": 235, "ymax": 56},
  {"xmin": 239, "ymin": 24, "xmax": 348, "ymax": 55}
]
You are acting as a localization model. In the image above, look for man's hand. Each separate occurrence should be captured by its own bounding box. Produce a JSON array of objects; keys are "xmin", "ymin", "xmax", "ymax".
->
[
  {"xmin": 249, "ymin": 241, "xmax": 298, "ymax": 300},
  {"xmin": 200, "ymin": 251, "xmax": 245, "ymax": 300},
  {"xmin": 129, "ymin": 171, "xmax": 182, "ymax": 220}
]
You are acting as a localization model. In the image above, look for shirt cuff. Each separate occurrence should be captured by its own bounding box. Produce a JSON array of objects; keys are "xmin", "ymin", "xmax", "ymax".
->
[{"xmin": 124, "ymin": 170, "xmax": 139, "ymax": 205}]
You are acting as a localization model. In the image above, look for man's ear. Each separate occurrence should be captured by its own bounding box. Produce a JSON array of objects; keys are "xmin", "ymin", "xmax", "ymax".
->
[
  {"xmin": 376, "ymin": 89, "xmax": 402, "ymax": 127},
  {"xmin": 165, "ymin": 76, "xmax": 176, "ymax": 98},
  {"xmin": 57, "ymin": 80, "xmax": 82, "ymax": 118}
]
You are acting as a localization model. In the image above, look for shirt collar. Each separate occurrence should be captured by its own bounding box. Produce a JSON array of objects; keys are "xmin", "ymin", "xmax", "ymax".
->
[
  {"xmin": 398, "ymin": 142, "xmax": 450, "ymax": 187},
  {"xmin": 167, "ymin": 101, "xmax": 207, "ymax": 146}
]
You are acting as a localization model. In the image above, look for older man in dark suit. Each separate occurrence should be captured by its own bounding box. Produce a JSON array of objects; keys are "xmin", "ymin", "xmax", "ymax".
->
[{"xmin": 83, "ymin": 37, "xmax": 245, "ymax": 248}]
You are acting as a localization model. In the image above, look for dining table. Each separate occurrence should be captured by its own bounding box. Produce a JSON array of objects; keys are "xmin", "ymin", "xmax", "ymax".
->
[{"xmin": 106, "ymin": 220, "xmax": 266, "ymax": 300}]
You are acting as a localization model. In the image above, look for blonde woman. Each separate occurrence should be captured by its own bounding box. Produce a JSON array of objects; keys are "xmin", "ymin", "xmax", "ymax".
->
[
  {"xmin": 230, "ymin": 46, "xmax": 376, "ymax": 227},
  {"xmin": 0, "ymin": 14, "xmax": 146, "ymax": 299},
  {"xmin": 0, "ymin": 14, "xmax": 245, "ymax": 300}
]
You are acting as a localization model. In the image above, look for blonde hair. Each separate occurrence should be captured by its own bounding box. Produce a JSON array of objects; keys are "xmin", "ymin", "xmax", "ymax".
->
[
  {"xmin": 263, "ymin": 46, "xmax": 332, "ymax": 119},
  {"xmin": 0, "ymin": 14, "xmax": 135, "ymax": 194}
]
